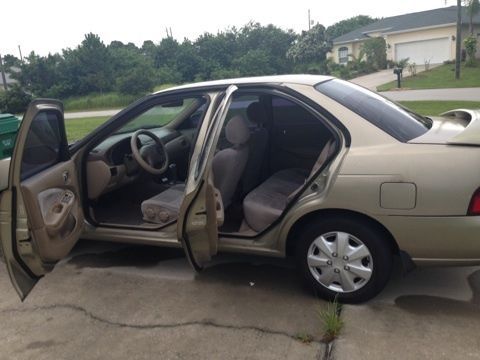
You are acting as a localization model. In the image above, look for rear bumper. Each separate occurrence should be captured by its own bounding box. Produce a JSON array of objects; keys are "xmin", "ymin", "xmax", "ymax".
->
[{"xmin": 379, "ymin": 215, "xmax": 480, "ymax": 264}]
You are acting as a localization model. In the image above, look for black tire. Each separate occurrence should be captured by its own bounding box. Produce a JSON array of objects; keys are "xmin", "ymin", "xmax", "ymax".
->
[{"xmin": 296, "ymin": 217, "xmax": 393, "ymax": 303}]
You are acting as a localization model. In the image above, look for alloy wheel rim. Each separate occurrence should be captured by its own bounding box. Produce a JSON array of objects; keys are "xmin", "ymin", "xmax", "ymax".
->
[{"xmin": 307, "ymin": 231, "xmax": 373, "ymax": 293}]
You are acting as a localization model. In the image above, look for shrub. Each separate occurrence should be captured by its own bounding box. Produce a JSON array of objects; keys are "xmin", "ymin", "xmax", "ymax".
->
[
  {"xmin": 0, "ymin": 84, "xmax": 33, "ymax": 114},
  {"xmin": 395, "ymin": 58, "xmax": 410, "ymax": 69},
  {"xmin": 464, "ymin": 36, "xmax": 478, "ymax": 67}
]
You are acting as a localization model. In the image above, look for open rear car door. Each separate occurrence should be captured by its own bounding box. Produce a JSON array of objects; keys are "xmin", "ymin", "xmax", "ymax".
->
[
  {"xmin": 178, "ymin": 85, "xmax": 237, "ymax": 270},
  {"xmin": 0, "ymin": 100, "xmax": 84, "ymax": 299}
]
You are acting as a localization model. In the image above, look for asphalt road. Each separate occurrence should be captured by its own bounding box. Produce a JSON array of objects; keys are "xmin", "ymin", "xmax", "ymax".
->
[
  {"xmin": 0, "ymin": 240, "xmax": 479, "ymax": 359},
  {"xmin": 64, "ymin": 109, "xmax": 121, "ymax": 119}
]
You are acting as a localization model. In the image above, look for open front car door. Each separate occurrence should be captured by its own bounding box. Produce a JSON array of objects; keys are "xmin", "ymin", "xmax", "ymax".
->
[
  {"xmin": 0, "ymin": 100, "xmax": 84, "ymax": 300},
  {"xmin": 177, "ymin": 85, "xmax": 237, "ymax": 270}
]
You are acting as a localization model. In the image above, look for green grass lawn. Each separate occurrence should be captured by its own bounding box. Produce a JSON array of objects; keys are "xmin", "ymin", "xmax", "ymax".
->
[
  {"xmin": 399, "ymin": 101, "xmax": 480, "ymax": 116},
  {"xmin": 153, "ymin": 83, "xmax": 177, "ymax": 92},
  {"xmin": 63, "ymin": 93, "xmax": 139, "ymax": 112},
  {"xmin": 377, "ymin": 61, "xmax": 480, "ymax": 91},
  {"xmin": 63, "ymin": 84, "xmax": 178, "ymax": 112},
  {"xmin": 65, "ymin": 116, "xmax": 109, "ymax": 142}
]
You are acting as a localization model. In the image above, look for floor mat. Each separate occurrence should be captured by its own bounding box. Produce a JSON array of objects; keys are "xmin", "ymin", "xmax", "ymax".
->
[{"xmin": 220, "ymin": 201, "xmax": 244, "ymax": 233}]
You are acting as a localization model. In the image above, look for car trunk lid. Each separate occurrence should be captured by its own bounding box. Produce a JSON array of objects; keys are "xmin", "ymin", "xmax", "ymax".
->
[{"xmin": 409, "ymin": 109, "xmax": 480, "ymax": 146}]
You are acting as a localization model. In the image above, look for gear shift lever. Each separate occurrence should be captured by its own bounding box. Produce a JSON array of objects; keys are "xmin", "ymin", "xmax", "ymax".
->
[{"xmin": 168, "ymin": 163, "xmax": 178, "ymax": 184}]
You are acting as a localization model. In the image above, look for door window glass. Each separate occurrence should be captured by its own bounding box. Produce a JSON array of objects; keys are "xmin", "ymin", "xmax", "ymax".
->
[{"xmin": 21, "ymin": 111, "xmax": 65, "ymax": 180}]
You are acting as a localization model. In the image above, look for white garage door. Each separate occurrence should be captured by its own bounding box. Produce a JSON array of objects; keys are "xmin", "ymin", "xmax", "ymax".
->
[{"xmin": 395, "ymin": 37, "xmax": 450, "ymax": 64}]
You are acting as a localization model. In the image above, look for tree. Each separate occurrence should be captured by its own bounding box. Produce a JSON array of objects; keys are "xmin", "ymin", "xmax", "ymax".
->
[
  {"xmin": 0, "ymin": 84, "xmax": 32, "ymax": 114},
  {"xmin": 465, "ymin": 0, "xmax": 480, "ymax": 35},
  {"xmin": 11, "ymin": 51, "xmax": 64, "ymax": 97},
  {"xmin": 232, "ymin": 49, "xmax": 274, "ymax": 76},
  {"xmin": 361, "ymin": 37, "xmax": 387, "ymax": 70},
  {"xmin": 153, "ymin": 37, "xmax": 179, "ymax": 69},
  {"xmin": 195, "ymin": 31, "xmax": 237, "ymax": 78},
  {"xmin": 108, "ymin": 41, "xmax": 156, "ymax": 94},
  {"xmin": 287, "ymin": 24, "xmax": 330, "ymax": 64},
  {"xmin": 326, "ymin": 15, "xmax": 377, "ymax": 41},
  {"xmin": 175, "ymin": 40, "xmax": 204, "ymax": 82},
  {"xmin": 73, "ymin": 33, "xmax": 114, "ymax": 94},
  {"xmin": 236, "ymin": 23, "xmax": 296, "ymax": 73},
  {"xmin": 2, "ymin": 54, "xmax": 21, "ymax": 69},
  {"xmin": 116, "ymin": 62, "xmax": 155, "ymax": 95}
]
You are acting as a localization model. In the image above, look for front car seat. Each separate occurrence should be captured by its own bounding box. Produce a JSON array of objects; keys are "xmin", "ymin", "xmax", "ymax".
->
[
  {"xmin": 141, "ymin": 115, "xmax": 250, "ymax": 224},
  {"xmin": 212, "ymin": 115, "xmax": 250, "ymax": 208}
]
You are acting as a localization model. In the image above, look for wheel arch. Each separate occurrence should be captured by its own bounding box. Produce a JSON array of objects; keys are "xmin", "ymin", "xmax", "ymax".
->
[{"xmin": 285, "ymin": 208, "xmax": 400, "ymax": 257}]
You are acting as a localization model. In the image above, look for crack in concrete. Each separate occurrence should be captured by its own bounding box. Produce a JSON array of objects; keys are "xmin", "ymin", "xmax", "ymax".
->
[{"xmin": 0, "ymin": 303, "xmax": 324, "ymax": 345}]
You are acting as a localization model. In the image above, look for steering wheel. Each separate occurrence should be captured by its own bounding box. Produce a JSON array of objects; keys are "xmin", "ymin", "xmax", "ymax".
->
[{"xmin": 130, "ymin": 129, "xmax": 169, "ymax": 175}]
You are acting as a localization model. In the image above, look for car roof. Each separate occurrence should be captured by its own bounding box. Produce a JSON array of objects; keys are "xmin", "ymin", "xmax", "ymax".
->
[{"xmin": 154, "ymin": 74, "xmax": 333, "ymax": 94}]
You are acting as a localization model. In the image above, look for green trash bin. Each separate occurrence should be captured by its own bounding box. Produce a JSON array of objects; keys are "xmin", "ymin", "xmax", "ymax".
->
[{"xmin": 0, "ymin": 113, "xmax": 20, "ymax": 160}]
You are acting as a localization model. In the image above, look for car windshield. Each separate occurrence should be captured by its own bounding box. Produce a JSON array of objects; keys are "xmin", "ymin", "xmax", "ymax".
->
[
  {"xmin": 115, "ymin": 98, "xmax": 199, "ymax": 134},
  {"xmin": 315, "ymin": 79, "xmax": 432, "ymax": 142}
]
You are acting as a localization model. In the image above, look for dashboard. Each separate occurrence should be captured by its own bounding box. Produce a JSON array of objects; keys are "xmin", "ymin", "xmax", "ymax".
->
[{"xmin": 86, "ymin": 128, "xmax": 191, "ymax": 200}]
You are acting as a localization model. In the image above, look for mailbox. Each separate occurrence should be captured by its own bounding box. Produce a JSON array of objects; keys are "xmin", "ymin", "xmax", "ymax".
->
[{"xmin": 393, "ymin": 67, "xmax": 403, "ymax": 88}]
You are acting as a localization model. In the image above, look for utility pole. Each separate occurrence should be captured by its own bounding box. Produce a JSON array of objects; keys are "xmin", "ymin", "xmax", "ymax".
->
[
  {"xmin": 455, "ymin": 0, "xmax": 462, "ymax": 80},
  {"xmin": 0, "ymin": 54, "xmax": 8, "ymax": 91},
  {"xmin": 18, "ymin": 45, "xmax": 23, "ymax": 63},
  {"xmin": 308, "ymin": 9, "xmax": 311, "ymax": 30}
]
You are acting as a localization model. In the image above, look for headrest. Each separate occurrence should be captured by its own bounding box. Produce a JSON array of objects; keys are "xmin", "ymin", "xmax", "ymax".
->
[
  {"xmin": 247, "ymin": 102, "xmax": 268, "ymax": 125},
  {"xmin": 226, "ymin": 115, "xmax": 250, "ymax": 145}
]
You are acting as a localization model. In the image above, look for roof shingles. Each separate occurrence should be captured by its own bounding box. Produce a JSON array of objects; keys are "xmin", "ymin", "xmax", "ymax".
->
[{"xmin": 333, "ymin": 6, "xmax": 480, "ymax": 44}]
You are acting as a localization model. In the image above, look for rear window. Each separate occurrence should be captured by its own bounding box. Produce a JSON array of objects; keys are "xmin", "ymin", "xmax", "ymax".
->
[{"xmin": 315, "ymin": 79, "xmax": 431, "ymax": 142}]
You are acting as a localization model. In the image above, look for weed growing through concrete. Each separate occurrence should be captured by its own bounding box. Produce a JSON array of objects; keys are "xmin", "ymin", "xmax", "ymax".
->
[
  {"xmin": 294, "ymin": 332, "xmax": 314, "ymax": 344},
  {"xmin": 317, "ymin": 297, "xmax": 343, "ymax": 342}
]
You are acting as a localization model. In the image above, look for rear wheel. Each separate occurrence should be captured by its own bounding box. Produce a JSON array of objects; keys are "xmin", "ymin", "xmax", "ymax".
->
[{"xmin": 296, "ymin": 217, "xmax": 393, "ymax": 303}]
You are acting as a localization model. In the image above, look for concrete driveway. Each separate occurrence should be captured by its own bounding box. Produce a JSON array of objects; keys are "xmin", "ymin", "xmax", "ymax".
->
[
  {"xmin": 0, "ymin": 241, "xmax": 326, "ymax": 360},
  {"xmin": 1, "ymin": 240, "xmax": 479, "ymax": 359},
  {"xmin": 334, "ymin": 263, "xmax": 480, "ymax": 360}
]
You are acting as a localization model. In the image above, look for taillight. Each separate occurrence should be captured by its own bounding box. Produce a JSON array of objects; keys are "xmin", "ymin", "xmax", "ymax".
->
[{"xmin": 468, "ymin": 188, "xmax": 480, "ymax": 215}]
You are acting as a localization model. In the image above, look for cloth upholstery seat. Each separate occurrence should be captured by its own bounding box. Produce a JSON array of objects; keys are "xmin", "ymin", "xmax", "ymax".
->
[
  {"xmin": 243, "ymin": 140, "xmax": 335, "ymax": 232},
  {"xmin": 141, "ymin": 115, "xmax": 250, "ymax": 224}
]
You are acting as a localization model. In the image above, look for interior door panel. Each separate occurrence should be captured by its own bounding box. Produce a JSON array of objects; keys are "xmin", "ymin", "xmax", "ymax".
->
[
  {"xmin": 0, "ymin": 99, "xmax": 85, "ymax": 300},
  {"xmin": 20, "ymin": 159, "xmax": 84, "ymax": 262}
]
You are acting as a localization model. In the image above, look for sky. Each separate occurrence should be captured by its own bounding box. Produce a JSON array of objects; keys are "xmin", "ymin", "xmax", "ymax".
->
[{"xmin": 2, "ymin": 0, "xmax": 458, "ymax": 57}]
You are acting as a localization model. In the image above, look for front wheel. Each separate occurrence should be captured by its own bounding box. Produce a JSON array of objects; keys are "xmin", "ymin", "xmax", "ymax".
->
[{"xmin": 296, "ymin": 217, "xmax": 393, "ymax": 303}]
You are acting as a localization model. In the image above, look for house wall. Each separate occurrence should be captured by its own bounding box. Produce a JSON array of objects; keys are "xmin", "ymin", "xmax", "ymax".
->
[
  {"xmin": 385, "ymin": 25, "xmax": 457, "ymax": 62},
  {"xmin": 330, "ymin": 41, "xmax": 365, "ymax": 63}
]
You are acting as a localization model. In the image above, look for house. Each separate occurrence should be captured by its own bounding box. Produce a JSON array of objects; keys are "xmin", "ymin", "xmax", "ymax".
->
[
  {"xmin": 330, "ymin": 6, "xmax": 480, "ymax": 65},
  {"xmin": 0, "ymin": 70, "xmax": 18, "ymax": 90}
]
